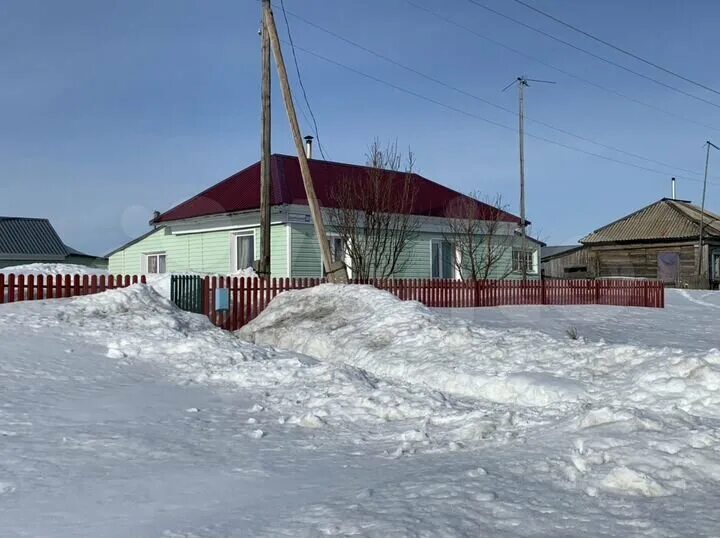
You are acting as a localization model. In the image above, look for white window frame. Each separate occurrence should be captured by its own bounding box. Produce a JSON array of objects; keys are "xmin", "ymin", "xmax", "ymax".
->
[
  {"xmin": 511, "ymin": 248, "xmax": 538, "ymax": 275},
  {"xmin": 231, "ymin": 230, "xmax": 257, "ymax": 272},
  {"xmin": 320, "ymin": 233, "xmax": 352, "ymax": 279},
  {"xmin": 430, "ymin": 239, "xmax": 460, "ymax": 280},
  {"xmin": 143, "ymin": 252, "xmax": 167, "ymax": 274}
]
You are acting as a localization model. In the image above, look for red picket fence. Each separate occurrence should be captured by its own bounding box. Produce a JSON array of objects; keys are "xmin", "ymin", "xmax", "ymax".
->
[
  {"xmin": 202, "ymin": 277, "xmax": 665, "ymax": 331},
  {"xmin": 0, "ymin": 273, "xmax": 146, "ymax": 303}
]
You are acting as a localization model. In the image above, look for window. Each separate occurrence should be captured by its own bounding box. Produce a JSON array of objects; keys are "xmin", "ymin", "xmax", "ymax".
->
[
  {"xmin": 145, "ymin": 253, "xmax": 166, "ymax": 274},
  {"xmin": 657, "ymin": 252, "xmax": 680, "ymax": 284},
  {"xmin": 322, "ymin": 235, "xmax": 351, "ymax": 277},
  {"xmin": 234, "ymin": 232, "xmax": 255, "ymax": 271},
  {"xmin": 512, "ymin": 249, "xmax": 536, "ymax": 274},
  {"xmin": 431, "ymin": 240, "xmax": 456, "ymax": 279},
  {"xmin": 330, "ymin": 236, "xmax": 346, "ymax": 264}
]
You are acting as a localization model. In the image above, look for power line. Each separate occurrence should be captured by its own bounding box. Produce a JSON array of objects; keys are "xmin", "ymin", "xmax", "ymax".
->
[
  {"xmin": 278, "ymin": 0, "xmax": 329, "ymax": 159},
  {"xmin": 463, "ymin": 0, "xmax": 720, "ymax": 110},
  {"xmin": 406, "ymin": 1, "xmax": 720, "ymax": 134},
  {"xmin": 285, "ymin": 40, "xmax": 719, "ymax": 187},
  {"xmin": 510, "ymin": 0, "xmax": 720, "ymax": 98},
  {"xmin": 282, "ymin": 7, "xmax": 705, "ymax": 179}
]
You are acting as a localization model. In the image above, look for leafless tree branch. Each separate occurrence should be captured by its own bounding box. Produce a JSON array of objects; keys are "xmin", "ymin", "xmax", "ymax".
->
[
  {"xmin": 443, "ymin": 192, "xmax": 514, "ymax": 281},
  {"xmin": 328, "ymin": 139, "xmax": 420, "ymax": 279}
]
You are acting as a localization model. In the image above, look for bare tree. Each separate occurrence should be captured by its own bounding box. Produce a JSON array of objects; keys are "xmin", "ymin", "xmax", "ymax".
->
[
  {"xmin": 327, "ymin": 140, "xmax": 419, "ymax": 279},
  {"xmin": 443, "ymin": 192, "xmax": 514, "ymax": 281}
]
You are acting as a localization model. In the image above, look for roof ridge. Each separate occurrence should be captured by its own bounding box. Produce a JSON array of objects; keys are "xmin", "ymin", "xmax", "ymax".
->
[
  {"xmin": 154, "ymin": 161, "xmax": 262, "ymax": 223},
  {"xmin": 0, "ymin": 216, "xmax": 52, "ymax": 221},
  {"xmin": 670, "ymin": 198, "xmax": 720, "ymax": 223},
  {"xmin": 154, "ymin": 154, "xmax": 522, "ymax": 225},
  {"xmin": 580, "ymin": 198, "xmax": 666, "ymax": 242}
]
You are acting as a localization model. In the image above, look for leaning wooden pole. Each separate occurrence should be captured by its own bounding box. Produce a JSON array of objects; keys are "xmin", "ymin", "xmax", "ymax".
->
[
  {"xmin": 258, "ymin": 1, "xmax": 272, "ymax": 278},
  {"xmin": 263, "ymin": 2, "xmax": 347, "ymax": 283}
]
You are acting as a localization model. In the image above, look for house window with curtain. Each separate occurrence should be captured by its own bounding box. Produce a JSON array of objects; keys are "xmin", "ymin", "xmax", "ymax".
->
[
  {"xmin": 658, "ymin": 252, "xmax": 680, "ymax": 284},
  {"xmin": 145, "ymin": 252, "xmax": 166, "ymax": 274},
  {"xmin": 431, "ymin": 240, "xmax": 455, "ymax": 279},
  {"xmin": 234, "ymin": 232, "xmax": 255, "ymax": 271},
  {"xmin": 512, "ymin": 249, "xmax": 536, "ymax": 274},
  {"xmin": 330, "ymin": 236, "xmax": 346, "ymax": 264},
  {"xmin": 322, "ymin": 235, "xmax": 351, "ymax": 277}
]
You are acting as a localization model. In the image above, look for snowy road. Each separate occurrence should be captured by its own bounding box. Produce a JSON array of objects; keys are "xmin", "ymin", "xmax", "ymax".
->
[{"xmin": 1, "ymin": 286, "xmax": 719, "ymax": 536}]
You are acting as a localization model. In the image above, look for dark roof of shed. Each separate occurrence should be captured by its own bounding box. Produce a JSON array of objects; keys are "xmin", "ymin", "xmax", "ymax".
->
[
  {"xmin": 542, "ymin": 245, "xmax": 583, "ymax": 260},
  {"xmin": 0, "ymin": 217, "xmax": 68, "ymax": 260},
  {"xmin": 581, "ymin": 198, "xmax": 720, "ymax": 245},
  {"xmin": 154, "ymin": 154, "xmax": 522, "ymax": 225},
  {"xmin": 0, "ymin": 217, "xmax": 101, "ymax": 260}
]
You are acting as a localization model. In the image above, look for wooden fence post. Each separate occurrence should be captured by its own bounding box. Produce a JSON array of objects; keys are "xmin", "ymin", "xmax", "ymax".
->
[
  {"xmin": 17, "ymin": 274, "xmax": 26, "ymax": 301},
  {"xmin": 594, "ymin": 279, "xmax": 600, "ymax": 304}
]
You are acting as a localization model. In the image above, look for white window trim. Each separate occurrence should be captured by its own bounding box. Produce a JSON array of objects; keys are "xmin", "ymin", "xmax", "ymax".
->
[
  {"xmin": 286, "ymin": 224, "xmax": 292, "ymax": 278},
  {"xmin": 320, "ymin": 233, "xmax": 352, "ymax": 279},
  {"xmin": 143, "ymin": 251, "xmax": 167, "ymax": 274},
  {"xmin": 512, "ymin": 248, "xmax": 538, "ymax": 275},
  {"xmin": 230, "ymin": 230, "xmax": 258, "ymax": 273},
  {"xmin": 430, "ymin": 239, "xmax": 460, "ymax": 280}
]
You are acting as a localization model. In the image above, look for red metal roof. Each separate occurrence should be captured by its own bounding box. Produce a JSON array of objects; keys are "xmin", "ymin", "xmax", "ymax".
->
[{"xmin": 154, "ymin": 154, "xmax": 521, "ymax": 224}]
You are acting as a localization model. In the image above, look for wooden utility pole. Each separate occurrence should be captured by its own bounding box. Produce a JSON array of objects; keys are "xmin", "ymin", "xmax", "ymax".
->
[
  {"xmin": 697, "ymin": 140, "xmax": 718, "ymax": 281},
  {"xmin": 258, "ymin": 0, "xmax": 272, "ymax": 278},
  {"xmin": 503, "ymin": 76, "xmax": 554, "ymax": 279},
  {"xmin": 263, "ymin": 1, "xmax": 347, "ymax": 283},
  {"xmin": 518, "ymin": 77, "xmax": 528, "ymax": 249}
]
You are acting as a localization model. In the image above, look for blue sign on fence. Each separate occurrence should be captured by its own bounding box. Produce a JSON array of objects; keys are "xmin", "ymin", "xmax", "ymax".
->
[{"xmin": 215, "ymin": 288, "xmax": 229, "ymax": 311}]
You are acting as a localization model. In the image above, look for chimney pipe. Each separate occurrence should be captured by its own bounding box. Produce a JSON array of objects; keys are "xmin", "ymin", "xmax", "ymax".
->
[
  {"xmin": 671, "ymin": 177, "xmax": 676, "ymax": 200},
  {"xmin": 304, "ymin": 135, "xmax": 314, "ymax": 159}
]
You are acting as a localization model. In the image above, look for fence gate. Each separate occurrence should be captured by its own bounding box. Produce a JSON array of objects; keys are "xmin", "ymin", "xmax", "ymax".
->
[{"xmin": 170, "ymin": 275, "xmax": 205, "ymax": 314}]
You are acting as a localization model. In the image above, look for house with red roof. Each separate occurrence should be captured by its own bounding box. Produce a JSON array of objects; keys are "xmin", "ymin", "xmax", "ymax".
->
[{"xmin": 107, "ymin": 154, "xmax": 541, "ymax": 279}]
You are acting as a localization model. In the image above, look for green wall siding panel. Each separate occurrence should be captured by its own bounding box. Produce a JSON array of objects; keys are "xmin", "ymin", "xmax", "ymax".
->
[
  {"xmin": 287, "ymin": 225, "xmax": 540, "ymax": 280},
  {"xmin": 108, "ymin": 224, "xmax": 290, "ymax": 277},
  {"xmin": 108, "ymin": 220, "xmax": 537, "ymax": 281},
  {"xmin": 290, "ymin": 224, "xmax": 323, "ymax": 278}
]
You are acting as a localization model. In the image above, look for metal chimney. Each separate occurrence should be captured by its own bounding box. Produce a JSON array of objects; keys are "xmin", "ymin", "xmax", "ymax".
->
[
  {"xmin": 304, "ymin": 135, "xmax": 314, "ymax": 159},
  {"xmin": 671, "ymin": 177, "xmax": 676, "ymax": 200}
]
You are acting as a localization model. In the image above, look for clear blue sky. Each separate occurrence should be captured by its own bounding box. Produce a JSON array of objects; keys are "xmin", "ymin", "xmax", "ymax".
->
[{"xmin": 3, "ymin": 0, "xmax": 720, "ymax": 255}]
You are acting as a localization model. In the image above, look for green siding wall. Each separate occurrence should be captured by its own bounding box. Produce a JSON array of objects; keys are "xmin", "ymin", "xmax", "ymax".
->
[
  {"xmin": 108, "ymin": 225, "xmax": 289, "ymax": 277},
  {"xmin": 290, "ymin": 224, "xmax": 323, "ymax": 278},
  {"xmin": 288, "ymin": 225, "xmax": 540, "ymax": 280},
  {"xmin": 109, "ymin": 218, "xmax": 538, "ymax": 281}
]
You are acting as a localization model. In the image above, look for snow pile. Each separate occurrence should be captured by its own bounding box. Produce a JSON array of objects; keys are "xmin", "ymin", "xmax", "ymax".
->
[
  {"xmin": 3, "ymin": 281, "xmax": 720, "ymax": 535},
  {"xmin": 232, "ymin": 267, "xmax": 259, "ymax": 278},
  {"xmin": 4, "ymin": 285, "xmax": 531, "ymax": 452},
  {"xmin": 241, "ymin": 285, "xmax": 590, "ymax": 407},
  {"xmin": 241, "ymin": 286, "xmax": 720, "ymax": 415},
  {"xmin": 0, "ymin": 263, "xmax": 109, "ymax": 276},
  {"xmin": 56, "ymin": 284, "xmax": 211, "ymax": 335}
]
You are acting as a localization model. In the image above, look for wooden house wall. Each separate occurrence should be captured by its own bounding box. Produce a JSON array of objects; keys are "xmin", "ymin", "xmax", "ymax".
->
[
  {"xmin": 587, "ymin": 242, "xmax": 702, "ymax": 287},
  {"xmin": 542, "ymin": 248, "xmax": 591, "ymax": 279}
]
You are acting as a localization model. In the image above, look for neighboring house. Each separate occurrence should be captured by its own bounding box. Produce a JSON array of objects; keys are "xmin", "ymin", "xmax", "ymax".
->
[
  {"xmin": 0, "ymin": 217, "xmax": 108, "ymax": 269},
  {"xmin": 107, "ymin": 154, "xmax": 541, "ymax": 280},
  {"xmin": 541, "ymin": 245, "xmax": 589, "ymax": 279},
  {"xmin": 547, "ymin": 198, "xmax": 720, "ymax": 288}
]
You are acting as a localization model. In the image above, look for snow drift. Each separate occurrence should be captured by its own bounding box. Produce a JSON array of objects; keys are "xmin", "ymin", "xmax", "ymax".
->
[
  {"xmin": 0, "ymin": 263, "xmax": 109, "ymax": 276},
  {"xmin": 240, "ymin": 285, "xmax": 720, "ymax": 417},
  {"xmin": 4, "ymin": 278, "xmax": 720, "ymax": 535},
  {"xmin": 240, "ymin": 285, "xmax": 588, "ymax": 407}
]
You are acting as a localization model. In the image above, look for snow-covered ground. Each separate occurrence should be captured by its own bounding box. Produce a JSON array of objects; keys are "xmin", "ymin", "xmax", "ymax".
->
[
  {"xmin": 0, "ymin": 263, "xmax": 110, "ymax": 277},
  {"xmin": 1, "ymin": 284, "xmax": 719, "ymax": 536}
]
